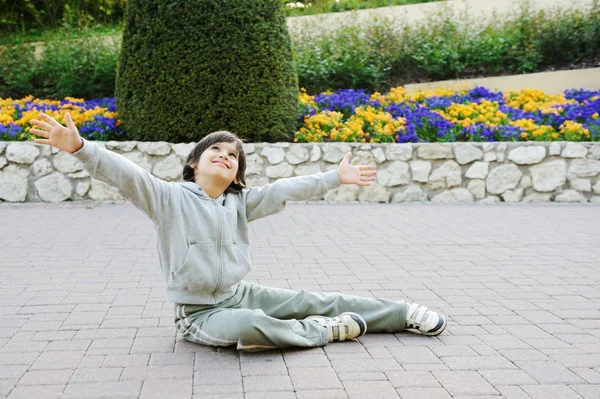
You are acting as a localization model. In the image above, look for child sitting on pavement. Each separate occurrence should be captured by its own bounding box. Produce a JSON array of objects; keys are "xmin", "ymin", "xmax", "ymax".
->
[{"xmin": 29, "ymin": 112, "xmax": 446, "ymax": 351}]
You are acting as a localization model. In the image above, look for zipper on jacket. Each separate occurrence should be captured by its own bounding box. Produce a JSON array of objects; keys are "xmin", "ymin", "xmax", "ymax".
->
[{"xmin": 211, "ymin": 199, "xmax": 224, "ymax": 303}]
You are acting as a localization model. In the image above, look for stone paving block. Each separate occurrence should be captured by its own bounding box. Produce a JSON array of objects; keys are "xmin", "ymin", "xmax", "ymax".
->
[
  {"xmin": 389, "ymin": 347, "xmax": 443, "ymax": 365},
  {"xmin": 478, "ymin": 369, "xmax": 538, "ymax": 385},
  {"xmin": 521, "ymin": 384, "xmax": 582, "ymax": 399},
  {"xmin": 1, "ymin": 341, "xmax": 49, "ymax": 353},
  {"xmin": 193, "ymin": 369, "xmax": 242, "ymax": 386},
  {"xmin": 45, "ymin": 340, "xmax": 91, "ymax": 351},
  {"xmin": 429, "ymin": 345, "xmax": 478, "ymax": 357},
  {"xmin": 357, "ymin": 334, "xmax": 402, "ymax": 347},
  {"xmin": 478, "ymin": 335, "xmax": 531, "ymax": 350},
  {"xmin": 61, "ymin": 381, "xmax": 142, "ymax": 399},
  {"xmin": 130, "ymin": 337, "xmax": 174, "ymax": 353},
  {"xmin": 386, "ymin": 371, "xmax": 441, "ymax": 388},
  {"xmin": 338, "ymin": 372, "xmax": 387, "ymax": 381},
  {"xmin": 555, "ymin": 334, "xmax": 600, "ymax": 344},
  {"xmin": 495, "ymin": 385, "xmax": 531, "ymax": 399},
  {"xmin": 194, "ymin": 351, "xmax": 240, "ymax": 371},
  {"xmin": 396, "ymin": 387, "xmax": 452, "ymax": 399},
  {"xmin": 330, "ymin": 359, "xmax": 402, "ymax": 373},
  {"xmin": 502, "ymin": 324, "xmax": 555, "ymax": 339},
  {"xmin": 241, "ymin": 360, "xmax": 288, "ymax": 376},
  {"xmin": 136, "ymin": 327, "xmax": 176, "ymax": 337},
  {"xmin": 242, "ymin": 375, "xmax": 294, "ymax": 392},
  {"xmin": 550, "ymin": 353, "xmax": 600, "ymax": 368},
  {"xmin": 63, "ymin": 311, "xmax": 107, "ymax": 325},
  {"xmin": 442, "ymin": 356, "xmax": 516, "ymax": 370},
  {"xmin": 433, "ymin": 371, "xmax": 499, "ymax": 396},
  {"xmin": 0, "ymin": 379, "xmax": 17, "ymax": 397},
  {"xmin": 526, "ymin": 338, "xmax": 573, "ymax": 349},
  {"xmin": 446, "ymin": 325, "xmax": 490, "ymax": 335},
  {"xmin": 73, "ymin": 328, "xmax": 137, "ymax": 340},
  {"xmin": 517, "ymin": 361, "xmax": 584, "ymax": 384},
  {"xmin": 120, "ymin": 365, "xmax": 193, "ymax": 381},
  {"xmin": 0, "ymin": 353, "xmax": 40, "ymax": 366},
  {"xmin": 6, "ymin": 384, "xmax": 65, "ymax": 399},
  {"xmin": 570, "ymin": 384, "xmax": 600, "ymax": 399},
  {"xmin": 192, "ymin": 384, "xmax": 243, "ymax": 395},
  {"xmin": 139, "ymin": 379, "xmax": 192, "ymax": 399},
  {"xmin": 343, "ymin": 380, "xmax": 400, "ymax": 399},
  {"xmin": 289, "ymin": 367, "xmax": 342, "ymax": 390},
  {"xmin": 102, "ymin": 354, "xmax": 150, "ymax": 368},
  {"xmin": 148, "ymin": 352, "xmax": 194, "ymax": 366},
  {"xmin": 99, "ymin": 318, "xmax": 159, "ymax": 329},
  {"xmin": 296, "ymin": 390, "xmax": 348, "ymax": 398},
  {"xmin": 17, "ymin": 369, "xmax": 73, "ymax": 386},
  {"xmin": 89, "ymin": 338, "xmax": 134, "ymax": 351},
  {"xmin": 571, "ymin": 367, "xmax": 600, "ymax": 383},
  {"xmin": 69, "ymin": 367, "xmax": 122, "ymax": 383},
  {"xmin": 283, "ymin": 353, "xmax": 330, "ymax": 368},
  {"xmin": 324, "ymin": 341, "xmax": 368, "ymax": 355},
  {"xmin": 32, "ymin": 331, "xmax": 76, "ymax": 341},
  {"xmin": 366, "ymin": 347, "xmax": 395, "ymax": 359},
  {"xmin": 395, "ymin": 335, "xmax": 444, "ymax": 347},
  {"xmin": 437, "ymin": 335, "xmax": 483, "ymax": 346},
  {"xmin": 469, "ymin": 344, "xmax": 499, "ymax": 356},
  {"xmin": 245, "ymin": 392, "xmax": 296, "ymax": 399},
  {"xmin": 29, "ymin": 351, "xmax": 85, "ymax": 371},
  {"xmin": 499, "ymin": 349, "xmax": 550, "ymax": 362},
  {"xmin": 327, "ymin": 352, "xmax": 372, "ymax": 360}
]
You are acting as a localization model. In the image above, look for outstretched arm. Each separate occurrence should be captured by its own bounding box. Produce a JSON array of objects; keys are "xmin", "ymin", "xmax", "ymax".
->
[
  {"xmin": 245, "ymin": 152, "xmax": 377, "ymax": 221},
  {"xmin": 30, "ymin": 113, "xmax": 170, "ymax": 220}
]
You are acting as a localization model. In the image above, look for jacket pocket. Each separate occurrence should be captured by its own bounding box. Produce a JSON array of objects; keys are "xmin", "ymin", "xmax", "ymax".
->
[
  {"xmin": 233, "ymin": 242, "xmax": 251, "ymax": 271},
  {"xmin": 171, "ymin": 241, "xmax": 218, "ymax": 293},
  {"xmin": 217, "ymin": 242, "xmax": 251, "ymax": 288}
]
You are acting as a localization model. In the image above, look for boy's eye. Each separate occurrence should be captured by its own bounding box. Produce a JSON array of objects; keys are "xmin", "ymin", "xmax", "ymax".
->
[{"xmin": 230, "ymin": 153, "xmax": 237, "ymax": 158}]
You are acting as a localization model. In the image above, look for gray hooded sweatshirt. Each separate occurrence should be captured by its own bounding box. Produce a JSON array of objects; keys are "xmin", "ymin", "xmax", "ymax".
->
[{"xmin": 72, "ymin": 139, "xmax": 342, "ymax": 305}]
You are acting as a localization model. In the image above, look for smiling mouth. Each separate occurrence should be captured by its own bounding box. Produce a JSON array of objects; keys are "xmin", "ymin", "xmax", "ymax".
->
[{"xmin": 213, "ymin": 161, "xmax": 229, "ymax": 169}]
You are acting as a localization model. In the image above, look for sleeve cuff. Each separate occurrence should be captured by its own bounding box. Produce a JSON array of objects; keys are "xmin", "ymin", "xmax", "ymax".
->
[
  {"xmin": 71, "ymin": 138, "xmax": 95, "ymax": 163},
  {"xmin": 323, "ymin": 169, "xmax": 342, "ymax": 190}
]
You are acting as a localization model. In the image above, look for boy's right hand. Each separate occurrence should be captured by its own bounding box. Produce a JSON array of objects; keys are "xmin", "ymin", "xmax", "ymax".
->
[{"xmin": 30, "ymin": 113, "xmax": 83, "ymax": 154}]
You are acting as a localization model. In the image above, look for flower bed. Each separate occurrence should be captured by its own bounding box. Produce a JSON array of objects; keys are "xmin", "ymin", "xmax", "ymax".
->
[
  {"xmin": 295, "ymin": 87, "xmax": 600, "ymax": 143},
  {"xmin": 2, "ymin": 87, "xmax": 600, "ymax": 144},
  {"xmin": 0, "ymin": 96, "xmax": 122, "ymax": 142}
]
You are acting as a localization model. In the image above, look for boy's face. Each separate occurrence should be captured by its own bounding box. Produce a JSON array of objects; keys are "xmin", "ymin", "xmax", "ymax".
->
[{"xmin": 195, "ymin": 141, "xmax": 240, "ymax": 184}]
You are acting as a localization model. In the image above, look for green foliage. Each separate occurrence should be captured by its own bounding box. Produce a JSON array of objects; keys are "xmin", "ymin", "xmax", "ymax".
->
[
  {"xmin": 2, "ymin": 1, "xmax": 599, "ymax": 103},
  {"xmin": 292, "ymin": 1, "xmax": 600, "ymax": 92},
  {"xmin": 116, "ymin": 0, "xmax": 298, "ymax": 143},
  {"xmin": 0, "ymin": 37, "xmax": 118, "ymax": 98},
  {"xmin": 281, "ymin": 0, "xmax": 438, "ymax": 17},
  {"xmin": 0, "ymin": 0, "xmax": 126, "ymax": 33}
]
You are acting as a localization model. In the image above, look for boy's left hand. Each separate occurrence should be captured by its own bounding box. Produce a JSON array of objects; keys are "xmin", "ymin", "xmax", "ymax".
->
[{"xmin": 336, "ymin": 152, "xmax": 377, "ymax": 186}]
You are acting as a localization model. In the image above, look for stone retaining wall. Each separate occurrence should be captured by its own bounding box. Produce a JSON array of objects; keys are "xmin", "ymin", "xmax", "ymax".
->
[{"xmin": 1, "ymin": 141, "xmax": 599, "ymax": 204}]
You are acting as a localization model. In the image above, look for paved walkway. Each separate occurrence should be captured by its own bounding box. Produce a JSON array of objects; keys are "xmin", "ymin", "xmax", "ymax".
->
[{"xmin": 1, "ymin": 201, "xmax": 599, "ymax": 399}]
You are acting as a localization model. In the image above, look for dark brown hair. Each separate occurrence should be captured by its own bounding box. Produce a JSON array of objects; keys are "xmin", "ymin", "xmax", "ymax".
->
[{"xmin": 183, "ymin": 131, "xmax": 247, "ymax": 194}]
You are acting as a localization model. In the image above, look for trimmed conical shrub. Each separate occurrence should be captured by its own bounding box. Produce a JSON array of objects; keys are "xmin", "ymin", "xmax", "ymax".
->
[{"xmin": 116, "ymin": 0, "xmax": 298, "ymax": 143}]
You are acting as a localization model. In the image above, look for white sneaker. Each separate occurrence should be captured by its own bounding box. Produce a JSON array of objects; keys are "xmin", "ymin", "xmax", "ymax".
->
[
  {"xmin": 306, "ymin": 312, "xmax": 367, "ymax": 342},
  {"xmin": 404, "ymin": 303, "xmax": 446, "ymax": 336}
]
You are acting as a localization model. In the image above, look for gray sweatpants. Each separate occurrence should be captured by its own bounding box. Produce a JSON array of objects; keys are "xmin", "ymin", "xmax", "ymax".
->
[{"xmin": 175, "ymin": 281, "xmax": 409, "ymax": 351}]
